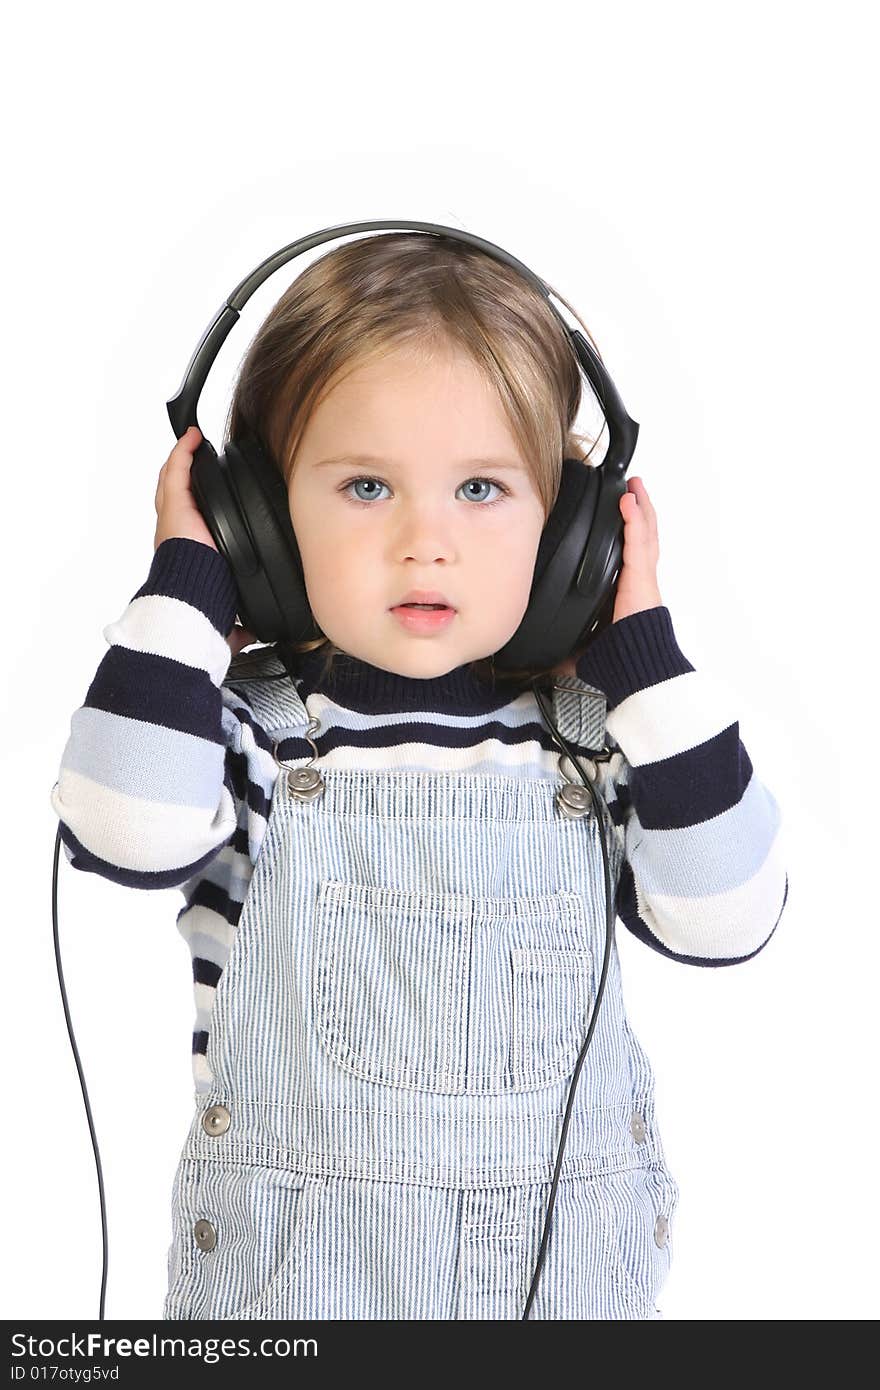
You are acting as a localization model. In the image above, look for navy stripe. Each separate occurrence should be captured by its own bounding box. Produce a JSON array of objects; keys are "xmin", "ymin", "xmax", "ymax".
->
[
  {"xmin": 184, "ymin": 875, "xmax": 241, "ymax": 925},
  {"xmin": 275, "ymin": 718, "xmax": 566, "ymax": 759},
  {"xmin": 631, "ymin": 725, "xmax": 754, "ymax": 829},
  {"xmin": 193, "ymin": 956, "xmax": 222, "ymax": 989},
  {"xmin": 85, "ymin": 646, "xmax": 227, "ymax": 743}
]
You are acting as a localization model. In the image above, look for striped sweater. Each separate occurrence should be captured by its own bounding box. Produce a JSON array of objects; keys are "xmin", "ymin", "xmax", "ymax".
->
[{"xmin": 50, "ymin": 538, "xmax": 789, "ymax": 1093}]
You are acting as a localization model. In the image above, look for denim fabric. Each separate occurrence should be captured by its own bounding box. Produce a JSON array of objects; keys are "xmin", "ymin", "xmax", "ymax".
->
[{"xmin": 163, "ymin": 679, "xmax": 680, "ymax": 1320}]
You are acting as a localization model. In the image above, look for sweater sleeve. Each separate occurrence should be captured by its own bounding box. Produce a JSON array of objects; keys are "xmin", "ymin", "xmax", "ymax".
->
[
  {"xmin": 575, "ymin": 605, "xmax": 789, "ymax": 966},
  {"xmin": 50, "ymin": 537, "xmax": 253, "ymax": 890}
]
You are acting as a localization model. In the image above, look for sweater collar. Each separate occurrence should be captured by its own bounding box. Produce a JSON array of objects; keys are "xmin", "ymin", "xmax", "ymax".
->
[{"xmin": 280, "ymin": 642, "xmax": 528, "ymax": 715}]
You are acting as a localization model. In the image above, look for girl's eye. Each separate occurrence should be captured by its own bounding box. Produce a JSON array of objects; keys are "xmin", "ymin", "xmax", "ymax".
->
[{"xmin": 339, "ymin": 476, "xmax": 511, "ymax": 508}]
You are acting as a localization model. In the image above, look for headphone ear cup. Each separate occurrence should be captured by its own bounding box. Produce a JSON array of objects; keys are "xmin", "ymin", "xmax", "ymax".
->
[
  {"xmin": 495, "ymin": 457, "xmax": 608, "ymax": 672},
  {"xmin": 530, "ymin": 457, "xmax": 594, "ymax": 589},
  {"xmin": 221, "ymin": 434, "xmax": 322, "ymax": 644},
  {"xmin": 189, "ymin": 430, "xmax": 321, "ymax": 645}
]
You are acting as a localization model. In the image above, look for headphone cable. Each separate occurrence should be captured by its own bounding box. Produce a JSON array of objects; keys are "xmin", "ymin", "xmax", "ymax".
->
[
  {"xmin": 53, "ymin": 824, "xmax": 108, "ymax": 1322},
  {"xmin": 521, "ymin": 681, "xmax": 616, "ymax": 1319}
]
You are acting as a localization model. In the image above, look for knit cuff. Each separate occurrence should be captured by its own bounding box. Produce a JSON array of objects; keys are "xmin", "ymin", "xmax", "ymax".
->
[
  {"xmin": 575, "ymin": 605, "xmax": 695, "ymax": 710},
  {"xmin": 134, "ymin": 538, "xmax": 240, "ymax": 636}
]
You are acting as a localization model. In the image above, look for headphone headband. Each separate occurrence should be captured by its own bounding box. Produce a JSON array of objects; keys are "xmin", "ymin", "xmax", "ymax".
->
[{"xmin": 166, "ymin": 218, "xmax": 636, "ymax": 475}]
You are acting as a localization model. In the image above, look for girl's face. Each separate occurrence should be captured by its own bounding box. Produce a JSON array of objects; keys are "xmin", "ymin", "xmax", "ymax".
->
[{"xmin": 288, "ymin": 343, "xmax": 547, "ymax": 678}]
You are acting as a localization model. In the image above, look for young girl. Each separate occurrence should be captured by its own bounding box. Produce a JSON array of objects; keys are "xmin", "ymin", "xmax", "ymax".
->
[{"xmin": 50, "ymin": 231, "xmax": 788, "ymax": 1321}]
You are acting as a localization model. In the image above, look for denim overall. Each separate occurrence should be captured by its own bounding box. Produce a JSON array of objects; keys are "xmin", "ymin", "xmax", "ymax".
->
[{"xmin": 162, "ymin": 662, "xmax": 680, "ymax": 1320}]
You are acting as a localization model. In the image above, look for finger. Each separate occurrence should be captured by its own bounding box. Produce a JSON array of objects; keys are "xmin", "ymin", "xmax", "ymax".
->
[
  {"xmin": 620, "ymin": 490, "xmax": 642, "ymax": 518},
  {"xmin": 168, "ymin": 427, "xmax": 202, "ymax": 466},
  {"xmin": 629, "ymin": 477, "xmax": 656, "ymax": 515}
]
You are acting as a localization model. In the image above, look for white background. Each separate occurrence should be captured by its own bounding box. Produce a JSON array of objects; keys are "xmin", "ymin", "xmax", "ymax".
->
[{"xmin": 3, "ymin": 0, "xmax": 876, "ymax": 1323}]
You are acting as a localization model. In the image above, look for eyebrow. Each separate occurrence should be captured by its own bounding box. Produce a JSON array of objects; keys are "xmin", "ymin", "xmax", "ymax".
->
[{"xmin": 310, "ymin": 454, "xmax": 527, "ymax": 472}]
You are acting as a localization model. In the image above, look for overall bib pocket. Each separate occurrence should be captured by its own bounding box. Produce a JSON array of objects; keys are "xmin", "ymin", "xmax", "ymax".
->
[
  {"xmin": 509, "ymin": 946, "xmax": 593, "ymax": 1091},
  {"xmin": 312, "ymin": 878, "xmax": 596, "ymax": 1096}
]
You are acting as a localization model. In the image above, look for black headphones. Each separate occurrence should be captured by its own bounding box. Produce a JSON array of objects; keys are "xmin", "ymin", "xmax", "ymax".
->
[
  {"xmin": 54, "ymin": 219, "xmax": 642, "ymax": 1323},
  {"xmin": 167, "ymin": 218, "xmax": 639, "ymax": 671}
]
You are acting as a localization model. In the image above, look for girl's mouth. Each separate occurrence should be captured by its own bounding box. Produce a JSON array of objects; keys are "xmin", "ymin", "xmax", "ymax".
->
[{"xmin": 390, "ymin": 604, "xmax": 456, "ymax": 634}]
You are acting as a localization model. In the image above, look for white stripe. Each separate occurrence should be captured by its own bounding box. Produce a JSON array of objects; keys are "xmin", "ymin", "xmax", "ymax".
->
[
  {"xmin": 103, "ymin": 591, "xmax": 232, "ymax": 688},
  {"xmin": 51, "ymin": 766, "xmax": 237, "ymax": 872},
  {"xmin": 606, "ymin": 668, "xmax": 741, "ymax": 765},
  {"xmin": 627, "ymin": 823, "xmax": 788, "ymax": 957},
  {"xmin": 312, "ymin": 737, "xmax": 564, "ymax": 775}
]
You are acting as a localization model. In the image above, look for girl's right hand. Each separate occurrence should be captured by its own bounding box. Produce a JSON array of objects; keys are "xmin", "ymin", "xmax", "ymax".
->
[
  {"xmin": 153, "ymin": 426, "xmax": 258, "ymax": 655},
  {"xmin": 153, "ymin": 425, "xmax": 218, "ymax": 553}
]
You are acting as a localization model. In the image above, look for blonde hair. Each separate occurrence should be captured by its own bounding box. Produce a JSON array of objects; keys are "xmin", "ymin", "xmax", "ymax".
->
[{"xmin": 224, "ymin": 231, "xmax": 604, "ymax": 691}]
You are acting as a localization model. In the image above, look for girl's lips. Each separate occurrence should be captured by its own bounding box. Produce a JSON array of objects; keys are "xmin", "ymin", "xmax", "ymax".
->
[{"xmin": 390, "ymin": 605, "xmax": 456, "ymax": 634}]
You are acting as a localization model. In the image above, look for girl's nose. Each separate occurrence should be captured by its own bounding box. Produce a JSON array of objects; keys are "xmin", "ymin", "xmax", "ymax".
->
[{"xmin": 393, "ymin": 507, "xmax": 456, "ymax": 556}]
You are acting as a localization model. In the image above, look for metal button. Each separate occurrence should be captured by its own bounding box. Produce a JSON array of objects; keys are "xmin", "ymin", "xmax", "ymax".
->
[
  {"xmin": 193, "ymin": 1219, "xmax": 217, "ymax": 1252},
  {"xmin": 654, "ymin": 1214, "xmax": 669, "ymax": 1249},
  {"xmin": 202, "ymin": 1104, "xmax": 230, "ymax": 1137},
  {"xmin": 286, "ymin": 766, "xmax": 324, "ymax": 802},
  {"xmin": 556, "ymin": 782, "xmax": 592, "ymax": 819},
  {"xmin": 630, "ymin": 1111, "xmax": 647, "ymax": 1144}
]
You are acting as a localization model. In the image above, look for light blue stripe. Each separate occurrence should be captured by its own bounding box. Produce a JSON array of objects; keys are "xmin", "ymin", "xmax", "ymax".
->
[
  {"xmin": 60, "ymin": 706, "xmax": 229, "ymax": 809},
  {"xmin": 624, "ymin": 772, "xmax": 784, "ymax": 897}
]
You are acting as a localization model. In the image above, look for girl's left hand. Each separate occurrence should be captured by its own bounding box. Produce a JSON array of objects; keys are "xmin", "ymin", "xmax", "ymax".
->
[
  {"xmin": 549, "ymin": 475, "xmax": 664, "ymax": 678},
  {"xmin": 612, "ymin": 476, "xmax": 663, "ymax": 623}
]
